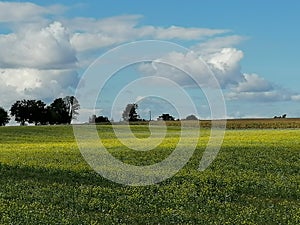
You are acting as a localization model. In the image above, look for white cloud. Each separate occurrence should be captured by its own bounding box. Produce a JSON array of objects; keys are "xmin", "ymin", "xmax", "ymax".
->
[
  {"xmin": 226, "ymin": 91, "xmax": 291, "ymax": 102},
  {"xmin": 153, "ymin": 26, "xmax": 228, "ymax": 40},
  {"xmin": 66, "ymin": 15, "xmax": 228, "ymax": 52},
  {"xmin": 138, "ymin": 45, "xmax": 300, "ymax": 104},
  {"xmin": 0, "ymin": 21, "xmax": 77, "ymax": 69},
  {"xmin": 0, "ymin": 2, "xmax": 65, "ymax": 23},
  {"xmin": 0, "ymin": 78, "xmax": 24, "ymax": 110},
  {"xmin": 0, "ymin": 16, "xmax": 79, "ymax": 110},
  {"xmin": 65, "ymin": 15, "xmax": 143, "ymax": 33},
  {"xmin": 71, "ymin": 32, "xmax": 125, "ymax": 52},
  {"xmin": 193, "ymin": 35, "xmax": 246, "ymax": 54},
  {"xmin": 0, "ymin": 68, "xmax": 78, "ymax": 109},
  {"xmin": 0, "ymin": 1, "xmax": 299, "ymax": 119},
  {"xmin": 234, "ymin": 73, "xmax": 273, "ymax": 92},
  {"xmin": 138, "ymin": 48, "xmax": 245, "ymax": 88},
  {"xmin": 206, "ymin": 48, "xmax": 244, "ymax": 87},
  {"xmin": 138, "ymin": 52, "xmax": 212, "ymax": 87},
  {"xmin": 226, "ymin": 73, "xmax": 292, "ymax": 102},
  {"xmin": 68, "ymin": 15, "xmax": 141, "ymax": 51}
]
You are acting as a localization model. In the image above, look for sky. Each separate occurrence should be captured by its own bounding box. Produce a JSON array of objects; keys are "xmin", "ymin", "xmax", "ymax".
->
[{"xmin": 0, "ymin": 0, "xmax": 300, "ymax": 122}]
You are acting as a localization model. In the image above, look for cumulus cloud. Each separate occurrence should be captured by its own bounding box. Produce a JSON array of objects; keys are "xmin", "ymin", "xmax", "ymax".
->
[
  {"xmin": 138, "ymin": 52, "xmax": 211, "ymax": 88},
  {"xmin": 138, "ymin": 48, "xmax": 245, "ymax": 88},
  {"xmin": 138, "ymin": 44, "xmax": 300, "ymax": 104},
  {"xmin": 234, "ymin": 73, "xmax": 273, "ymax": 92},
  {"xmin": 0, "ymin": 78, "xmax": 24, "ymax": 108},
  {"xmin": 0, "ymin": 18, "xmax": 78, "ymax": 109},
  {"xmin": 0, "ymin": 68, "xmax": 78, "ymax": 108},
  {"xmin": 226, "ymin": 73, "xmax": 294, "ymax": 102},
  {"xmin": 205, "ymin": 48, "xmax": 244, "ymax": 87},
  {"xmin": 1, "ymin": 1, "xmax": 299, "ymax": 119},
  {"xmin": 0, "ymin": 4, "xmax": 233, "ymax": 111},
  {"xmin": 0, "ymin": 21, "xmax": 77, "ymax": 69}
]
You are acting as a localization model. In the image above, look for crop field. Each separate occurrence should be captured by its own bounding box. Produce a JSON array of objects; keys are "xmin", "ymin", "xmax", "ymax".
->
[{"xmin": 0, "ymin": 121, "xmax": 299, "ymax": 224}]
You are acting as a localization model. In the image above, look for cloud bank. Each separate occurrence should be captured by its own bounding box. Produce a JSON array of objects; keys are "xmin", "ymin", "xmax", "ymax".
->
[{"xmin": 0, "ymin": 1, "xmax": 298, "ymax": 120}]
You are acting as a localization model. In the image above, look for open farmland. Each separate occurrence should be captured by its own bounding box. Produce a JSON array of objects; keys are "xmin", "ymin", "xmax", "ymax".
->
[
  {"xmin": 0, "ymin": 120, "xmax": 299, "ymax": 224},
  {"xmin": 125, "ymin": 118, "xmax": 300, "ymax": 129}
]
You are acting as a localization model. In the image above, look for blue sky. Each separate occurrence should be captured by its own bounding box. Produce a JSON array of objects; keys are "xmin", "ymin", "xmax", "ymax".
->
[{"xmin": 0, "ymin": 0, "xmax": 300, "ymax": 122}]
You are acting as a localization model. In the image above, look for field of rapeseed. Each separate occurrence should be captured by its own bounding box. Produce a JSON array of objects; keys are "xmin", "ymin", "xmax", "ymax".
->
[{"xmin": 0, "ymin": 124, "xmax": 299, "ymax": 224}]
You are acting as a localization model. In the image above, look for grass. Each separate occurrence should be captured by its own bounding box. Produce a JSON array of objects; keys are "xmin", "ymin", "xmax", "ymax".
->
[{"xmin": 0, "ymin": 121, "xmax": 299, "ymax": 224}]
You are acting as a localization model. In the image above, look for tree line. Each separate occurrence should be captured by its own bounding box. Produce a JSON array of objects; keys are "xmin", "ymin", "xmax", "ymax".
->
[
  {"xmin": 88, "ymin": 103, "xmax": 199, "ymax": 124},
  {"xmin": 0, "ymin": 101, "xmax": 199, "ymax": 127},
  {"xmin": 120, "ymin": 103, "xmax": 199, "ymax": 122},
  {"xmin": 120, "ymin": 103, "xmax": 180, "ymax": 122},
  {"xmin": 0, "ymin": 96, "xmax": 79, "ymax": 126}
]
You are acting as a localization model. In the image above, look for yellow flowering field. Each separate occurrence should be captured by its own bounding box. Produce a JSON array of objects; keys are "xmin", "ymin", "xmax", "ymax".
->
[{"xmin": 0, "ymin": 124, "xmax": 299, "ymax": 224}]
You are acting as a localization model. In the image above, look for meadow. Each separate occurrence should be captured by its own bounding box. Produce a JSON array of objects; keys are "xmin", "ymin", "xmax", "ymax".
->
[{"xmin": 0, "ymin": 120, "xmax": 299, "ymax": 224}]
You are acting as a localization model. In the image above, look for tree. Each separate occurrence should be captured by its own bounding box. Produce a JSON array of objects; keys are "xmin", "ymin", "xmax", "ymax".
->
[
  {"xmin": 185, "ymin": 114, "xmax": 198, "ymax": 120},
  {"xmin": 63, "ymin": 96, "xmax": 80, "ymax": 124},
  {"xmin": 9, "ymin": 97, "xmax": 79, "ymax": 125},
  {"xmin": 0, "ymin": 107, "xmax": 10, "ymax": 126},
  {"xmin": 48, "ymin": 98, "xmax": 70, "ymax": 124},
  {"xmin": 158, "ymin": 113, "xmax": 175, "ymax": 121},
  {"xmin": 95, "ymin": 116, "xmax": 110, "ymax": 123},
  {"xmin": 27, "ymin": 100, "xmax": 46, "ymax": 125},
  {"xmin": 10, "ymin": 100, "xmax": 27, "ymax": 125},
  {"xmin": 122, "ymin": 103, "xmax": 140, "ymax": 121},
  {"xmin": 89, "ymin": 115, "xmax": 110, "ymax": 123},
  {"xmin": 10, "ymin": 99, "xmax": 46, "ymax": 125}
]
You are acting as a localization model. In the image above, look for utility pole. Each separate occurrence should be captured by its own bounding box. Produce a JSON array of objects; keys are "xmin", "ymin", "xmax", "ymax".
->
[{"xmin": 149, "ymin": 110, "xmax": 152, "ymax": 121}]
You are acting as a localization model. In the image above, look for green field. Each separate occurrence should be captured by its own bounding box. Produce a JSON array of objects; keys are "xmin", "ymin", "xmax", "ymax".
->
[{"xmin": 0, "ymin": 122, "xmax": 299, "ymax": 224}]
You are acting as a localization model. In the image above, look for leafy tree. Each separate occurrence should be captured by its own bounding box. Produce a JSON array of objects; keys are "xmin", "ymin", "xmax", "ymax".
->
[
  {"xmin": 95, "ymin": 116, "xmax": 110, "ymax": 123},
  {"xmin": 185, "ymin": 114, "xmax": 198, "ymax": 120},
  {"xmin": 89, "ymin": 115, "xmax": 110, "ymax": 123},
  {"xmin": 10, "ymin": 100, "xmax": 27, "ymax": 125},
  {"xmin": 9, "ymin": 97, "xmax": 79, "ymax": 125},
  {"xmin": 10, "ymin": 99, "xmax": 46, "ymax": 125},
  {"xmin": 48, "ymin": 98, "xmax": 70, "ymax": 124},
  {"xmin": 63, "ymin": 96, "xmax": 80, "ymax": 123},
  {"xmin": 122, "ymin": 103, "xmax": 140, "ymax": 121},
  {"xmin": 0, "ymin": 107, "xmax": 10, "ymax": 126},
  {"xmin": 27, "ymin": 100, "xmax": 46, "ymax": 125},
  {"xmin": 45, "ymin": 106, "xmax": 57, "ymax": 125},
  {"xmin": 158, "ymin": 113, "xmax": 175, "ymax": 121}
]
